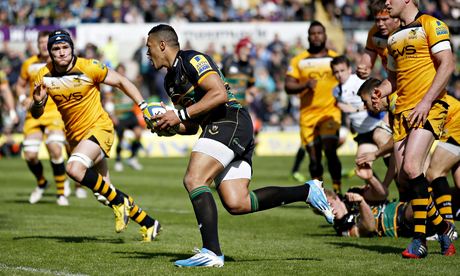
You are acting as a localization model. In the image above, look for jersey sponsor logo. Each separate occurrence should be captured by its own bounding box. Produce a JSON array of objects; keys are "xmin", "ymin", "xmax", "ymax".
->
[
  {"xmin": 308, "ymin": 71, "xmax": 332, "ymax": 79},
  {"xmin": 50, "ymin": 92, "xmax": 83, "ymax": 103},
  {"xmin": 190, "ymin": 55, "xmax": 212, "ymax": 76},
  {"xmin": 434, "ymin": 20, "xmax": 448, "ymax": 35},
  {"xmin": 392, "ymin": 45, "xmax": 416, "ymax": 57}
]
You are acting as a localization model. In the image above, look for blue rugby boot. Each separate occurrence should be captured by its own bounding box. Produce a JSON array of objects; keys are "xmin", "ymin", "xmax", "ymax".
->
[
  {"xmin": 402, "ymin": 238, "xmax": 428, "ymax": 259},
  {"xmin": 305, "ymin": 179, "xmax": 334, "ymax": 224},
  {"xmin": 174, "ymin": 248, "xmax": 224, "ymax": 267}
]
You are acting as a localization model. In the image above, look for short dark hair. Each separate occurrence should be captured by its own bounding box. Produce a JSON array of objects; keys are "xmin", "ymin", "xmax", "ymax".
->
[
  {"xmin": 357, "ymin": 78, "xmax": 382, "ymax": 97},
  {"xmin": 38, "ymin": 30, "xmax": 50, "ymax": 39},
  {"xmin": 369, "ymin": 0, "xmax": 388, "ymax": 16},
  {"xmin": 148, "ymin": 24, "xmax": 180, "ymax": 48},
  {"xmin": 330, "ymin": 55, "xmax": 350, "ymax": 69},
  {"xmin": 308, "ymin": 20, "xmax": 326, "ymax": 33}
]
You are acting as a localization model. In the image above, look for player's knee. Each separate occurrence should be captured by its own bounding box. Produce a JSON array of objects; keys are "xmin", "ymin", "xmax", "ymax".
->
[
  {"xmin": 66, "ymin": 161, "xmax": 85, "ymax": 181},
  {"xmin": 183, "ymin": 173, "xmax": 212, "ymax": 192},
  {"xmin": 67, "ymin": 153, "xmax": 94, "ymax": 182},
  {"xmin": 222, "ymin": 198, "xmax": 249, "ymax": 215},
  {"xmin": 402, "ymin": 162, "xmax": 422, "ymax": 179},
  {"xmin": 24, "ymin": 151, "xmax": 39, "ymax": 163}
]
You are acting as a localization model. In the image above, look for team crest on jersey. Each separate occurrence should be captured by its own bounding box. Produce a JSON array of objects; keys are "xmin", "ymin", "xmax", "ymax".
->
[
  {"xmin": 208, "ymin": 124, "xmax": 219, "ymax": 135},
  {"xmin": 190, "ymin": 55, "xmax": 212, "ymax": 76},
  {"xmin": 92, "ymin": 59, "xmax": 106, "ymax": 70},
  {"xmin": 408, "ymin": 29, "xmax": 417, "ymax": 39}
]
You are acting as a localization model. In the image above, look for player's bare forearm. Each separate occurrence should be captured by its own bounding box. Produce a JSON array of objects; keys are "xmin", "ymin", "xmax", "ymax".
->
[
  {"xmin": 104, "ymin": 69, "xmax": 144, "ymax": 104},
  {"xmin": 357, "ymin": 200, "xmax": 376, "ymax": 234},
  {"xmin": 186, "ymin": 74, "xmax": 227, "ymax": 119},
  {"xmin": 284, "ymin": 76, "xmax": 310, "ymax": 94},
  {"xmin": 363, "ymin": 175, "xmax": 388, "ymax": 201}
]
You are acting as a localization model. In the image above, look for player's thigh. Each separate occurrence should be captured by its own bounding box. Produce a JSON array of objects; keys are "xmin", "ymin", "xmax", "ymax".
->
[
  {"xmin": 71, "ymin": 139, "xmax": 106, "ymax": 165},
  {"xmin": 404, "ymin": 128, "xmax": 434, "ymax": 172},
  {"xmin": 427, "ymin": 142, "xmax": 460, "ymax": 180},
  {"xmin": 184, "ymin": 151, "xmax": 225, "ymax": 191},
  {"xmin": 45, "ymin": 129, "xmax": 66, "ymax": 158},
  {"xmin": 356, "ymin": 143, "xmax": 378, "ymax": 167},
  {"xmin": 373, "ymin": 127, "xmax": 392, "ymax": 148}
]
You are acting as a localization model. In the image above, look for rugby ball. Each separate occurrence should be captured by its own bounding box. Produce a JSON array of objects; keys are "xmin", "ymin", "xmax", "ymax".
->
[
  {"xmin": 143, "ymin": 102, "xmax": 178, "ymax": 136},
  {"xmin": 143, "ymin": 102, "xmax": 166, "ymax": 129}
]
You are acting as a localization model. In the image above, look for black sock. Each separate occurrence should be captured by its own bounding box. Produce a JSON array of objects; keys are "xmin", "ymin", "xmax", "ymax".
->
[
  {"xmin": 409, "ymin": 174, "xmax": 429, "ymax": 241},
  {"xmin": 251, "ymin": 185, "xmax": 309, "ymax": 212},
  {"xmin": 291, "ymin": 147, "xmax": 306, "ymax": 173},
  {"xmin": 131, "ymin": 140, "xmax": 142, "ymax": 158},
  {"xmin": 431, "ymin": 177, "xmax": 454, "ymax": 223},
  {"xmin": 26, "ymin": 160, "xmax": 46, "ymax": 187},
  {"xmin": 189, "ymin": 186, "xmax": 221, "ymax": 256},
  {"xmin": 50, "ymin": 160, "xmax": 66, "ymax": 196},
  {"xmin": 81, "ymin": 169, "xmax": 124, "ymax": 205}
]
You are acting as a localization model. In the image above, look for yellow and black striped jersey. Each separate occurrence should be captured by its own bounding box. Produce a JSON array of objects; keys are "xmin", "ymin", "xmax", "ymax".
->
[
  {"xmin": 286, "ymin": 50, "xmax": 339, "ymax": 116},
  {"xmin": 34, "ymin": 57, "xmax": 111, "ymax": 142},
  {"xmin": 387, "ymin": 13, "xmax": 451, "ymax": 113}
]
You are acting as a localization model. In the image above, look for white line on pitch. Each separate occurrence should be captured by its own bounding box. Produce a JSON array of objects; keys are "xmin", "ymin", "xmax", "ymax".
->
[{"xmin": 0, "ymin": 263, "xmax": 88, "ymax": 276}]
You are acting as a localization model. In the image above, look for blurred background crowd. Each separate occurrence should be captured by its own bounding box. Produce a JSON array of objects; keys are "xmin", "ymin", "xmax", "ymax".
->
[{"xmin": 0, "ymin": 0, "xmax": 460, "ymax": 26}]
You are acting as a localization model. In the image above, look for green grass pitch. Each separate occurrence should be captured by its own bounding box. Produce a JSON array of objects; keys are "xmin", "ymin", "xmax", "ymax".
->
[{"xmin": 0, "ymin": 156, "xmax": 458, "ymax": 275}]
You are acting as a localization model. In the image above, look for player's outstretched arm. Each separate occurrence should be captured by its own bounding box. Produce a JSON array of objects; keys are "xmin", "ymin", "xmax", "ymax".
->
[
  {"xmin": 30, "ymin": 83, "xmax": 47, "ymax": 119},
  {"xmin": 103, "ymin": 68, "xmax": 145, "ymax": 106}
]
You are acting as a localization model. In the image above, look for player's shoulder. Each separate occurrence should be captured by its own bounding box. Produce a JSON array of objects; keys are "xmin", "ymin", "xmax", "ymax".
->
[
  {"xmin": 417, "ymin": 13, "xmax": 444, "ymax": 25},
  {"xmin": 291, "ymin": 50, "xmax": 309, "ymax": 61},
  {"xmin": 36, "ymin": 62, "xmax": 53, "ymax": 77},
  {"xmin": 76, "ymin": 57, "xmax": 107, "ymax": 69},
  {"xmin": 328, "ymin": 50, "xmax": 340, "ymax": 58},
  {"xmin": 180, "ymin": 50, "xmax": 210, "ymax": 63},
  {"xmin": 21, "ymin": 55, "xmax": 41, "ymax": 71}
]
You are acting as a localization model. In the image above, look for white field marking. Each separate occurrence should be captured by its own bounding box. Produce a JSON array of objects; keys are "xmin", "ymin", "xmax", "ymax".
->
[
  {"xmin": 0, "ymin": 263, "xmax": 88, "ymax": 276},
  {"xmin": 155, "ymin": 208, "xmax": 192, "ymax": 214}
]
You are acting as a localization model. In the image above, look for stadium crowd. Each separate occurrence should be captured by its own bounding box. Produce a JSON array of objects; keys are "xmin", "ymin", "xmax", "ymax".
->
[{"xmin": 0, "ymin": 0, "xmax": 460, "ymax": 26}]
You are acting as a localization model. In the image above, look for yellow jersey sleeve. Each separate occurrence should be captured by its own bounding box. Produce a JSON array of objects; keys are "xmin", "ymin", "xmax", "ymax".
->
[
  {"xmin": 83, "ymin": 59, "xmax": 109, "ymax": 83},
  {"xmin": 286, "ymin": 51, "xmax": 307, "ymax": 79},
  {"xmin": 423, "ymin": 17, "xmax": 451, "ymax": 54}
]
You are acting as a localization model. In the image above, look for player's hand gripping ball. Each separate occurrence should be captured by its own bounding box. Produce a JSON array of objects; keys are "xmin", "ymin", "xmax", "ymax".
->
[{"xmin": 143, "ymin": 102, "xmax": 178, "ymax": 136}]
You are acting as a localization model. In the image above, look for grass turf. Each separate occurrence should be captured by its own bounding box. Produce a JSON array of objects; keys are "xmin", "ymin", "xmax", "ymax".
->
[{"xmin": 0, "ymin": 156, "xmax": 458, "ymax": 275}]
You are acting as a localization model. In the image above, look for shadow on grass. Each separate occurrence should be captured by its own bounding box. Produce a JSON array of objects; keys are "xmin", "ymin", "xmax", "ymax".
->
[
  {"xmin": 328, "ymin": 241, "xmax": 401, "ymax": 254},
  {"xmin": 13, "ymin": 236, "xmax": 124, "ymax": 244},
  {"xmin": 114, "ymin": 251, "xmax": 321, "ymax": 263}
]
